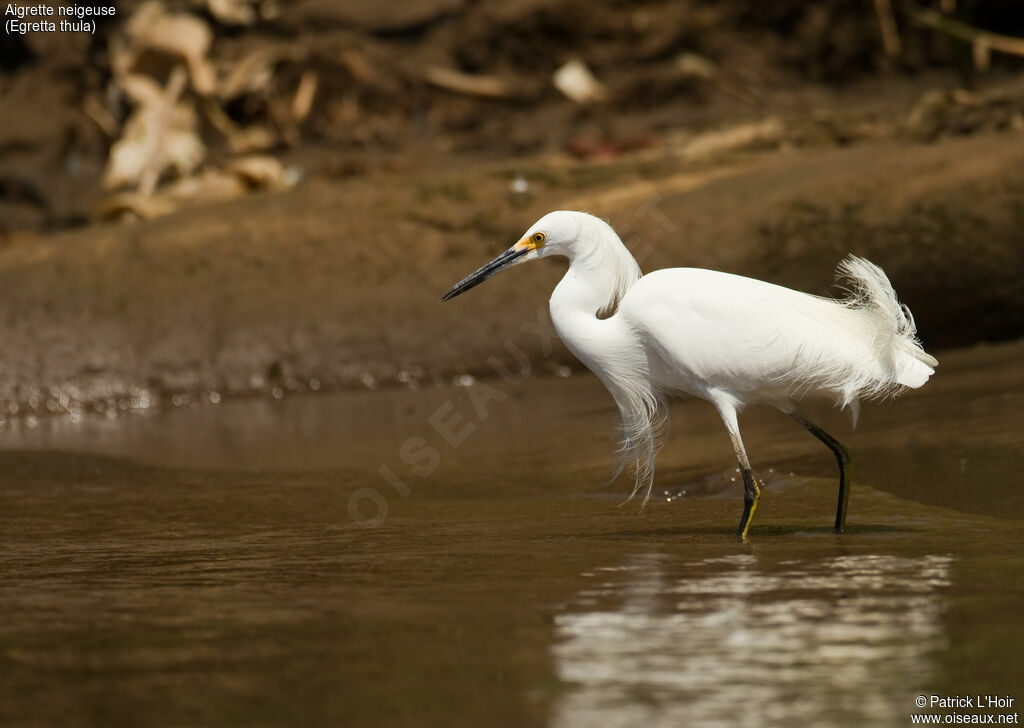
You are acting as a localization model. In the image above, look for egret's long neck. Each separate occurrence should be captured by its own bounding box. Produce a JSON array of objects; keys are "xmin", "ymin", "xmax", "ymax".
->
[
  {"xmin": 548, "ymin": 218, "xmax": 642, "ymax": 373},
  {"xmin": 546, "ymin": 218, "xmax": 664, "ymax": 506},
  {"xmin": 551, "ymin": 217, "xmax": 642, "ymax": 321}
]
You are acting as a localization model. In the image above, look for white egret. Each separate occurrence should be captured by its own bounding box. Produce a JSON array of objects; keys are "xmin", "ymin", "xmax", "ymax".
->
[{"xmin": 441, "ymin": 211, "xmax": 937, "ymax": 539}]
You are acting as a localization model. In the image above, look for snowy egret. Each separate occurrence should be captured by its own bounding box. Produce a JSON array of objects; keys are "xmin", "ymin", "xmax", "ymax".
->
[{"xmin": 441, "ymin": 211, "xmax": 937, "ymax": 539}]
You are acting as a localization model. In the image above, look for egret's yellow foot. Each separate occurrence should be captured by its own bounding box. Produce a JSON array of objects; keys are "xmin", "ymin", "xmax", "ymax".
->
[{"xmin": 737, "ymin": 468, "xmax": 761, "ymax": 541}]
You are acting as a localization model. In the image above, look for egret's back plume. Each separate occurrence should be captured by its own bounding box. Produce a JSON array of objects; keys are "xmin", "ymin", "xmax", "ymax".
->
[{"xmin": 441, "ymin": 210, "xmax": 936, "ymax": 539}]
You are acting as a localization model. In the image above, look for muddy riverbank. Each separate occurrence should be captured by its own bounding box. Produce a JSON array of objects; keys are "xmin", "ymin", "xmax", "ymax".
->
[{"xmin": 1, "ymin": 125, "xmax": 1022, "ymax": 419}]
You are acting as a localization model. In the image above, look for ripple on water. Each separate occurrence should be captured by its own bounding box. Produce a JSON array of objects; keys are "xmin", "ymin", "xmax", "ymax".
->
[{"xmin": 553, "ymin": 553, "xmax": 952, "ymax": 728}]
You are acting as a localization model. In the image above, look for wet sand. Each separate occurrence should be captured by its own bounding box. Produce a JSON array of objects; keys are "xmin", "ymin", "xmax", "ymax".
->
[{"xmin": 1, "ymin": 339, "xmax": 1022, "ymax": 727}]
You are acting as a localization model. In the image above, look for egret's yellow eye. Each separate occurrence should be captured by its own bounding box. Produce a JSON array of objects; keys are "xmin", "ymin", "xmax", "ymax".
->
[{"xmin": 532, "ymin": 232, "xmax": 546, "ymax": 246}]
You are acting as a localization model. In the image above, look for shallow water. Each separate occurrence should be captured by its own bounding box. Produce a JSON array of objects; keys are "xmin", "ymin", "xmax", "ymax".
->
[{"xmin": 0, "ymin": 340, "xmax": 1022, "ymax": 727}]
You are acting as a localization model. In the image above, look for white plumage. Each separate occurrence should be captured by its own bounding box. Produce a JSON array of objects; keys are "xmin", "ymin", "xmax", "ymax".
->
[{"xmin": 442, "ymin": 210, "xmax": 937, "ymax": 539}]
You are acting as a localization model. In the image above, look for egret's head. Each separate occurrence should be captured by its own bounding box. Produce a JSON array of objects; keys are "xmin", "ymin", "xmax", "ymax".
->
[{"xmin": 440, "ymin": 211, "xmax": 584, "ymax": 301}]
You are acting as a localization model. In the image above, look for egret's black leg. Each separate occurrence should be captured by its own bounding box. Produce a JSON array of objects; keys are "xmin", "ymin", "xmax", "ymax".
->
[
  {"xmin": 788, "ymin": 408, "xmax": 853, "ymax": 533},
  {"xmin": 711, "ymin": 397, "xmax": 761, "ymax": 541},
  {"xmin": 737, "ymin": 466, "xmax": 761, "ymax": 541}
]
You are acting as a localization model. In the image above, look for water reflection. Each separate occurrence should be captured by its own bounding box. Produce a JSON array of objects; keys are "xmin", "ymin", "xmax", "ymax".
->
[{"xmin": 552, "ymin": 553, "xmax": 951, "ymax": 728}]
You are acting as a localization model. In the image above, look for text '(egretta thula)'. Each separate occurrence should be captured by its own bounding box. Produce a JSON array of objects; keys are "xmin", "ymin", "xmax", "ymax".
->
[{"xmin": 441, "ymin": 211, "xmax": 937, "ymax": 540}]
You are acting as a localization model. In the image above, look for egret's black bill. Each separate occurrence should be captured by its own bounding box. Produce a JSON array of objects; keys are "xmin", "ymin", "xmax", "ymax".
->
[{"xmin": 440, "ymin": 247, "xmax": 528, "ymax": 302}]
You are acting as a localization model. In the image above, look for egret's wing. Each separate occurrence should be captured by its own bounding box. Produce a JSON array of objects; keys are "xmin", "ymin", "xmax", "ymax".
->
[{"xmin": 618, "ymin": 268, "xmax": 868, "ymax": 398}]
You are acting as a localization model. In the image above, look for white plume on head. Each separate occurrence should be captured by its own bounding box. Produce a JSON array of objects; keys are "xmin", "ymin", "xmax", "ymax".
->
[{"xmin": 531, "ymin": 211, "xmax": 643, "ymax": 318}]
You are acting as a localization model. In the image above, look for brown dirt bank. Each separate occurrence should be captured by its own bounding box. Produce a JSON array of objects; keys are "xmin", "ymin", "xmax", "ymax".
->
[{"xmin": 0, "ymin": 130, "xmax": 1022, "ymax": 417}]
